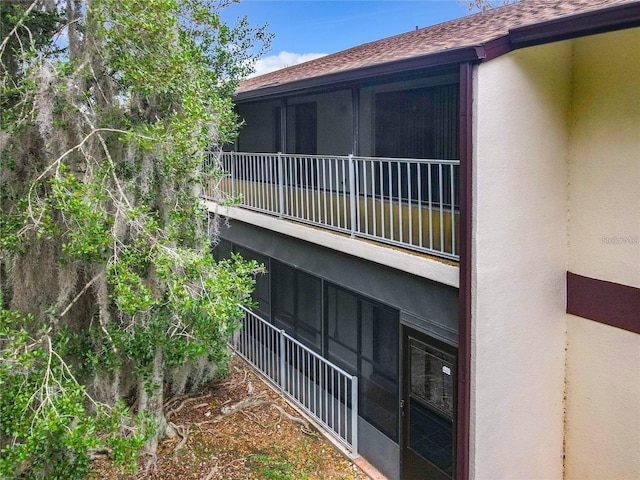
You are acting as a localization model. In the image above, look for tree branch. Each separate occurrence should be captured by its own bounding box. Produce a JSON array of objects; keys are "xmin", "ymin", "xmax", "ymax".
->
[
  {"xmin": 58, "ymin": 274, "xmax": 100, "ymax": 318},
  {"xmin": 0, "ymin": 0, "xmax": 40, "ymax": 57}
]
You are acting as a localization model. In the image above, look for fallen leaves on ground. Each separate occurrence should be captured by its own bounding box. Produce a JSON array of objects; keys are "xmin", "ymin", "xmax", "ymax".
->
[{"xmin": 92, "ymin": 354, "xmax": 369, "ymax": 479}]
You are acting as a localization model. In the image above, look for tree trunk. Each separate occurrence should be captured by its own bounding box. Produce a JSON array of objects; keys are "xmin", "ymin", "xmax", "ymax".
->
[{"xmin": 137, "ymin": 345, "xmax": 170, "ymax": 455}]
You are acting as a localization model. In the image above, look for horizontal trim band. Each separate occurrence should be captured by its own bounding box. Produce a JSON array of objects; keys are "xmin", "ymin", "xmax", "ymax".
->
[{"xmin": 567, "ymin": 272, "xmax": 640, "ymax": 334}]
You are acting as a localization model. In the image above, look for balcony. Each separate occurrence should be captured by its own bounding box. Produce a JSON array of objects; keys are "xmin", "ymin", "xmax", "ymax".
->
[{"xmin": 204, "ymin": 152, "xmax": 460, "ymax": 261}]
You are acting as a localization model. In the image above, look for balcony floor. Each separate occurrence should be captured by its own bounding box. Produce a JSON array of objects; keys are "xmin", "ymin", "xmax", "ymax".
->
[{"xmin": 206, "ymin": 200, "xmax": 459, "ymax": 289}]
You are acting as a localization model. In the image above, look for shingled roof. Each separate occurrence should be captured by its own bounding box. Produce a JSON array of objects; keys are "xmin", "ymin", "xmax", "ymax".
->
[{"xmin": 238, "ymin": 0, "xmax": 636, "ymax": 96}]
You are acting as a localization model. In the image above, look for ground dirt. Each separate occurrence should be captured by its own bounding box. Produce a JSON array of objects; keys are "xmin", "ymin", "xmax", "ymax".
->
[{"xmin": 92, "ymin": 354, "xmax": 369, "ymax": 480}]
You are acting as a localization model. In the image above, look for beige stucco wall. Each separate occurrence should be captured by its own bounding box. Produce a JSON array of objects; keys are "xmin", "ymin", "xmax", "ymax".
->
[
  {"xmin": 564, "ymin": 28, "xmax": 640, "ymax": 480},
  {"xmin": 473, "ymin": 27, "xmax": 640, "ymax": 479},
  {"xmin": 472, "ymin": 41, "xmax": 572, "ymax": 479},
  {"xmin": 564, "ymin": 317, "xmax": 640, "ymax": 480},
  {"xmin": 567, "ymin": 28, "xmax": 640, "ymax": 289}
]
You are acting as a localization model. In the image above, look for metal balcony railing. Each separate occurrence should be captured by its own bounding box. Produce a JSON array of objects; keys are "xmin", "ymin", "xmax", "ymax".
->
[
  {"xmin": 229, "ymin": 306, "xmax": 358, "ymax": 456},
  {"xmin": 204, "ymin": 152, "xmax": 460, "ymax": 261}
]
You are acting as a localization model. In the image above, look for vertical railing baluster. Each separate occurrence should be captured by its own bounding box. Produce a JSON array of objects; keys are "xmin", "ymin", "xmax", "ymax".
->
[
  {"xmin": 285, "ymin": 156, "xmax": 290, "ymax": 217},
  {"xmin": 322, "ymin": 159, "xmax": 328, "ymax": 226},
  {"xmin": 348, "ymin": 154, "xmax": 356, "ymax": 237},
  {"xmin": 324, "ymin": 363, "xmax": 328, "ymax": 429},
  {"xmin": 253, "ymin": 155, "xmax": 259, "ymax": 210},
  {"xmin": 388, "ymin": 161, "xmax": 394, "ymax": 241},
  {"xmin": 328, "ymin": 161, "xmax": 335, "ymax": 227},
  {"xmin": 305, "ymin": 354, "xmax": 311, "ymax": 410},
  {"xmin": 303, "ymin": 158, "xmax": 308, "ymax": 221},
  {"xmin": 418, "ymin": 163, "xmax": 423, "ymax": 248},
  {"xmin": 371, "ymin": 161, "xmax": 376, "ymax": 237},
  {"xmin": 243, "ymin": 312, "xmax": 247, "ymax": 360},
  {"xmin": 268, "ymin": 154, "xmax": 274, "ymax": 213},
  {"xmin": 340, "ymin": 160, "xmax": 347, "ymax": 229},
  {"xmin": 333, "ymin": 370, "xmax": 337, "ymax": 430},
  {"xmin": 244, "ymin": 154, "xmax": 249, "ymax": 207},
  {"xmin": 293, "ymin": 158, "xmax": 299, "ymax": 220},
  {"xmin": 308, "ymin": 158, "xmax": 318, "ymax": 223},
  {"xmin": 343, "ymin": 375, "xmax": 348, "ymax": 442},
  {"xmin": 351, "ymin": 375, "xmax": 358, "ymax": 455},
  {"xmin": 337, "ymin": 372, "xmax": 342, "ymax": 438},
  {"xmin": 439, "ymin": 163, "xmax": 444, "ymax": 254},
  {"xmin": 241, "ymin": 155, "xmax": 247, "ymax": 206},
  {"xmin": 254, "ymin": 154, "xmax": 258, "ymax": 208},
  {"xmin": 309, "ymin": 355, "xmax": 313, "ymax": 412},
  {"xmin": 230, "ymin": 152, "xmax": 237, "ymax": 198},
  {"xmin": 362, "ymin": 159, "xmax": 369, "ymax": 235},
  {"xmin": 277, "ymin": 153, "xmax": 284, "ymax": 218},
  {"xmin": 327, "ymin": 370, "xmax": 336, "ymax": 429},
  {"xmin": 407, "ymin": 162, "xmax": 413, "ymax": 247},
  {"xmin": 450, "ymin": 163, "xmax": 456, "ymax": 256},
  {"xmin": 262, "ymin": 321, "xmax": 267, "ymax": 371},
  {"xmin": 279, "ymin": 329, "xmax": 285, "ymax": 391},
  {"xmin": 398, "ymin": 161, "xmax": 403, "ymax": 244},
  {"xmin": 259, "ymin": 155, "xmax": 265, "ymax": 211},
  {"xmin": 309, "ymin": 157, "xmax": 314, "ymax": 222},
  {"xmin": 246, "ymin": 154, "xmax": 251, "ymax": 207},
  {"xmin": 318, "ymin": 158, "xmax": 323, "ymax": 223},
  {"xmin": 355, "ymin": 157, "xmax": 360, "ymax": 235},
  {"xmin": 302, "ymin": 351, "xmax": 306, "ymax": 407},
  {"xmin": 379, "ymin": 161, "xmax": 385, "ymax": 238},
  {"xmin": 293, "ymin": 158, "xmax": 298, "ymax": 220},
  {"xmin": 296, "ymin": 344, "xmax": 300, "ymax": 402},
  {"xmin": 428, "ymin": 163, "xmax": 434, "ymax": 250}
]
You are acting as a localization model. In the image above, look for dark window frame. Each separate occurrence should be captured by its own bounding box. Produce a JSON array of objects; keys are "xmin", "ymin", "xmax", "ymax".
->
[
  {"xmin": 325, "ymin": 282, "xmax": 400, "ymax": 442},
  {"xmin": 271, "ymin": 260, "xmax": 323, "ymax": 353}
]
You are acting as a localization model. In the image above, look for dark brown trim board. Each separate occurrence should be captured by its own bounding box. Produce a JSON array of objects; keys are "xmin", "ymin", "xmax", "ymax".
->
[
  {"xmin": 234, "ymin": 47, "xmax": 479, "ymax": 102},
  {"xmin": 567, "ymin": 272, "xmax": 640, "ymax": 334},
  {"xmin": 509, "ymin": 1, "xmax": 640, "ymax": 48},
  {"xmin": 456, "ymin": 61, "xmax": 474, "ymax": 480}
]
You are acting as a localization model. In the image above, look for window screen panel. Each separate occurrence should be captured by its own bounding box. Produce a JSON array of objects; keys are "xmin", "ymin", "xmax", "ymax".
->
[
  {"xmin": 360, "ymin": 299, "xmax": 399, "ymax": 442},
  {"xmin": 293, "ymin": 102, "xmax": 317, "ymax": 155},
  {"xmin": 235, "ymin": 246, "xmax": 270, "ymax": 319},
  {"xmin": 374, "ymin": 84, "xmax": 460, "ymax": 204},
  {"xmin": 361, "ymin": 358, "xmax": 399, "ymax": 442},
  {"xmin": 296, "ymin": 272, "xmax": 322, "ymax": 351},
  {"xmin": 274, "ymin": 106, "xmax": 282, "ymax": 153},
  {"xmin": 374, "ymin": 84, "xmax": 459, "ymax": 160},
  {"xmin": 361, "ymin": 300, "xmax": 398, "ymax": 378},
  {"xmin": 326, "ymin": 285, "xmax": 358, "ymax": 372},
  {"xmin": 272, "ymin": 262, "xmax": 295, "ymax": 332}
]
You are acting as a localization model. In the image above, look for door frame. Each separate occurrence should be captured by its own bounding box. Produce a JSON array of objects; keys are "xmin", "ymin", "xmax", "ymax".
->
[{"xmin": 401, "ymin": 325, "xmax": 457, "ymax": 480}]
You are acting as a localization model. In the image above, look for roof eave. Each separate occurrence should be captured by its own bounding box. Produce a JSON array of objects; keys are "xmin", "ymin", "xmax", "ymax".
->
[
  {"xmin": 235, "ymin": 1, "xmax": 640, "ymax": 102},
  {"xmin": 509, "ymin": 1, "xmax": 640, "ymax": 48},
  {"xmin": 234, "ymin": 45, "xmax": 482, "ymax": 102}
]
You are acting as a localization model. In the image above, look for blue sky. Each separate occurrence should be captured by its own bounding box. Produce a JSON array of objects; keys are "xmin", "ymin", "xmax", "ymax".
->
[{"xmin": 221, "ymin": 1, "xmax": 474, "ymax": 76}]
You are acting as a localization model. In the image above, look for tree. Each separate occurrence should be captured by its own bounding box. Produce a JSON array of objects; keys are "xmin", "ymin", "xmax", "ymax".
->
[
  {"xmin": 0, "ymin": 0, "xmax": 270, "ymax": 477},
  {"xmin": 459, "ymin": 0, "xmax": 519, "ymax": 13}
]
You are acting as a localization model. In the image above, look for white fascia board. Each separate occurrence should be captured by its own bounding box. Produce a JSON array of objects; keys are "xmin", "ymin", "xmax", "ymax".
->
[{"xmin": 206, "ymin": 201, "xmax": 459, "ymax": 288}]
